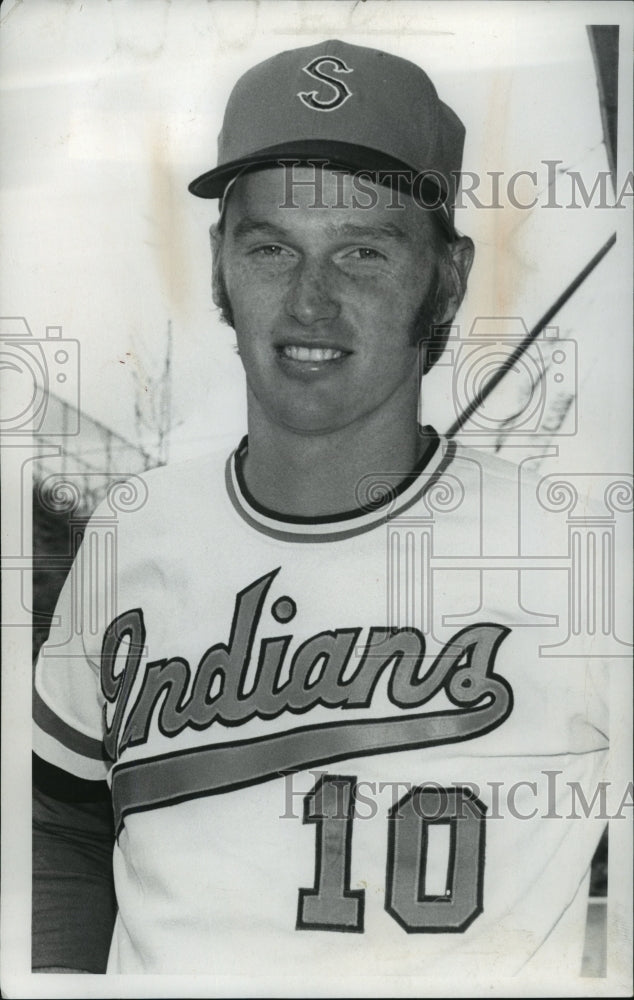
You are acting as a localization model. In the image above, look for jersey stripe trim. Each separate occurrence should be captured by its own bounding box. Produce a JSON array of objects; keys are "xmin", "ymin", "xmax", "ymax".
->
[
  {"xmin": 33, "ymin": 685, "xmax": 104, "ymax": 760},
  {"xmin": 225, "ymin": 433, "xmax": 457, "ymax": 543},
  {"xmin": 33, "ymin": 723, "xmax": 109, "ymax": 781}
]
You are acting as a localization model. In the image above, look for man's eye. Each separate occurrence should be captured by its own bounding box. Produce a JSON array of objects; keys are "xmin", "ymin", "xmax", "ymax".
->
[
  {"xmin": 252, "ymin": 244, "xmax": 287, "ymax": 257},
  {"xmin": 347, "ymin": 247, "xmax": 384, "ymax": 260}
]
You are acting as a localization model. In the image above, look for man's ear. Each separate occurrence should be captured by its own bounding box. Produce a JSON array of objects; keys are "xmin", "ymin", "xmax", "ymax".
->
[
  {"xmin": 209, "ymin": 223, "xmax": 223, "ymax": 309},
  {"xmin": 419, "ymin": 235, "xmax": 475, "ymax": 375},
  {"xmin": 435, "ymin": 235, "xmax": 475, "ymax": 325}
]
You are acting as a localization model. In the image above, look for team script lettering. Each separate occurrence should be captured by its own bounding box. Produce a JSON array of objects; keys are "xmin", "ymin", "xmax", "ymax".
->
[{"xmin": 101, "ymin": 569, "xmax": 513, "ymax": 765}]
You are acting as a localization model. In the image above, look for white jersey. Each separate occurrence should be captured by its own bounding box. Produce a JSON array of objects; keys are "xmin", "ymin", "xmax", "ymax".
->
[{"xmin": 34, "ymin": 430, "xmax": 608, "ymax": 982}]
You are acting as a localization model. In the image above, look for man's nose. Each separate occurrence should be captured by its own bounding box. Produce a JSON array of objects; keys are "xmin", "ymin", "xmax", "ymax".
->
[{"xmin": 285, "ymin": 259, "xmax": 340, "ymax": 326}]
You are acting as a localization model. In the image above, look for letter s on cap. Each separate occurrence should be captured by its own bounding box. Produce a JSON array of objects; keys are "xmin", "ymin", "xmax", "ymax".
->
[{"xmin": 298, "ymin": 56, "xmax": 353, "ymax": 112}]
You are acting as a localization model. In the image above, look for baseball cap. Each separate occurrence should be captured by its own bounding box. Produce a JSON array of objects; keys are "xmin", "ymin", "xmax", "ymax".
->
[{"xmin": 188, "ymin": 39, "xmax": 465, "ymax": 233}]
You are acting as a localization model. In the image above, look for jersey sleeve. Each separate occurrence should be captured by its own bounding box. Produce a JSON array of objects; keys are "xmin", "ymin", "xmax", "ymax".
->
[
  {"xmin": 33, "ymin": 526, "xmax": 109, "ymax": 800},
  {"xmin": 32, "ymin": 511, "xmax": 118, "ymax": 971}
]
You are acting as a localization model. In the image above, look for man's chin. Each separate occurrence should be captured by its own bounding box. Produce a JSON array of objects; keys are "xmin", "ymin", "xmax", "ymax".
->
[{"xmin": 267, "ymin": 406, "xmax": 357, "ymax": 438}]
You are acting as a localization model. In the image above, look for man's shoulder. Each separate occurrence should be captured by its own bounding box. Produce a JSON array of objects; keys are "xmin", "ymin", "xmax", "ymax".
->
[
  {"xmin": 139, "ymin": 443, "xmax": 232, "ymax": 500},
  {"xmin": 451, "ymin": 440, "xmax": 538, "ymax": 486},
  {"xmin": 437, "ymin": 440, "xmax": 618, "ymax": 566},
  {"xmin": 445, "ymin": 439, "xmax": 544, "ymax": 510},
  {"xmin": 91, "ymin": 439, "xmax": 237, "ymax": 537},
  {"xmin": 448, "ymin": 440, "xmax": 609, "ymax": 525},
  {"xmin": 418, "ymin": 438, "xmax": 562, "ymax": 553}
]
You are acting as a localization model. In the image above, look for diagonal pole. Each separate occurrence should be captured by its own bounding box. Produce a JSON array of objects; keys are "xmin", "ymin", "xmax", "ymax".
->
[{"xmin": 446, "ymin": 232, "xmax": 617, "ymax": 439}]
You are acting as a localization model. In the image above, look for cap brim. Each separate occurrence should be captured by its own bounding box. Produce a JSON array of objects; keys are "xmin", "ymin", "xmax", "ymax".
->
[{"xmin": 188, "ymin": 140, "xmax": 455, "ymax": 235}]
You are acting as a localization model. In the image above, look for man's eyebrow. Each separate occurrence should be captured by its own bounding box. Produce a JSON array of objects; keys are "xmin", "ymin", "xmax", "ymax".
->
[
  {"xmin": 332, "ymin": 221, "xmax": 408, "ymax": 242},
  {"xmin": 231, "ymin": 218, "xmax": 287, "ymax": 241}
]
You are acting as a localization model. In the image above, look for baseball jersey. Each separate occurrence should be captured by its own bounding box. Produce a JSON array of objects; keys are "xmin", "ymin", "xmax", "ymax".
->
[{"xmin": 33, "ymin": 428, "xmax": 608, "ymax": 982}]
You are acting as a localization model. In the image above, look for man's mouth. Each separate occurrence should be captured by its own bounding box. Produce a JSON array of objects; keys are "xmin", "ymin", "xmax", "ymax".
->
[{"xmin": 278, "ymin": 345, "xmax": 349, "ymax": 362}]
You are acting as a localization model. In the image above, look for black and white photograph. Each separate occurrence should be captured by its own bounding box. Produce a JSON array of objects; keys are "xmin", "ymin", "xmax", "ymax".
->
[{"xmin": 1, "ymin": 1, "xmax": 632, "ymax": 996}]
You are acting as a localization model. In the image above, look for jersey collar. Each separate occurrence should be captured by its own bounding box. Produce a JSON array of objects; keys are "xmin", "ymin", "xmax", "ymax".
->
[{"xmin": 225, "ymin": 426, "xmax": 456, "ymax": 543}]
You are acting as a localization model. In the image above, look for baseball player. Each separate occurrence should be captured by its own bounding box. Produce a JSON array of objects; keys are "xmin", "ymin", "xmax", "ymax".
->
[{"xmin": 33, "ymin": 40, "xmax": 608, "ymax": 983}]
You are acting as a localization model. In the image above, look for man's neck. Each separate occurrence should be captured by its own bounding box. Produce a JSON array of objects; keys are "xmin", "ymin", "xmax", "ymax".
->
[{"xmin": 241, "ymin": 402, "xmax": 429, "ymax": 518}]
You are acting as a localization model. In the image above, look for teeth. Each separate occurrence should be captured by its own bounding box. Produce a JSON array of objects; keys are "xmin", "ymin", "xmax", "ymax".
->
[{"xmin": 282, "ymin": 346, "xmax": 344, "ymax": 361}]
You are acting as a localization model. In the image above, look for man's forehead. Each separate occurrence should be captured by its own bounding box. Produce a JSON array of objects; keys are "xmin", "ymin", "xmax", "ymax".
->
[{"xmin": 224, "ymin": 165, "xmax": 434, "ymax": 239}]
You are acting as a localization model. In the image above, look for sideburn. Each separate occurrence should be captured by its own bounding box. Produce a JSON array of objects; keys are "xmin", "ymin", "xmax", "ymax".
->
[{"xmin": 214, "ymin": 260, "xmax": 235, "ymax": 329}]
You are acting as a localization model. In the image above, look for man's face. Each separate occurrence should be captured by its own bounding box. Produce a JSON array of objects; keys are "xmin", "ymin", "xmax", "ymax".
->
[{"xmin": 213, "ymin": 166, "xmax": 459, "ymax": 436}]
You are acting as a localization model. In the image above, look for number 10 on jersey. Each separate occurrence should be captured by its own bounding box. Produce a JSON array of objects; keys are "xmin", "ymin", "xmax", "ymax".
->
[{"xmin": 297, "ymin": 774, "xmax": 486, "ymax": 933}]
